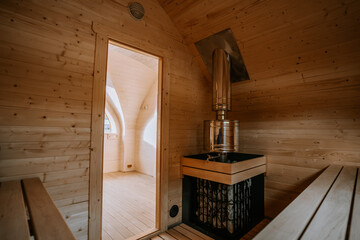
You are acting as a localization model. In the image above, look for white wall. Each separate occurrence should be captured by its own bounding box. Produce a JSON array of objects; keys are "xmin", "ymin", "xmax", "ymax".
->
[{"xmin": 135, "ymin": 81, "xmax": 158, "ymax": 177}]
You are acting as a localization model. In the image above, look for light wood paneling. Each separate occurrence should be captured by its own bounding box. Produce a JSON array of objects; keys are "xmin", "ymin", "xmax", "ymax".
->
[
  {"xmin": 0, "ymin": 0, "xmax": 212, "ymax": 239},
  {"xmin": 158, "ymin": 0, "xmax": 360, "ymax": 218}
]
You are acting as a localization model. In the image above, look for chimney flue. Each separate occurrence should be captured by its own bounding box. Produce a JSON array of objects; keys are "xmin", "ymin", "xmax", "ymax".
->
[
  {"xmin": 212, "ymin": 49, "xmax": 231, "ymax": 120},
  {"xmin": 204, "ymin": 48, "xmax": 240, "ymax": 155}
]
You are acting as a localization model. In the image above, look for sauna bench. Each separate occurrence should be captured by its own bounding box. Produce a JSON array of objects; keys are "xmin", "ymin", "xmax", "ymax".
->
[
  {"xmin": 254, "ymin": 165, "xmax": 360, "ymax": 240},
  {"xmin": 181, "ymin": 154, "xmax": 266, "ymax": 185},
  {"xmin": 0, "ymin": 177, "xmax": 75, "ymax": 240}
]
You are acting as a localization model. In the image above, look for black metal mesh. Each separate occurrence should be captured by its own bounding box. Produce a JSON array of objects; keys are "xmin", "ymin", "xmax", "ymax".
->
[{"xmin": 195, "ymin": 178, "xmax": 252, "ymax": 235}]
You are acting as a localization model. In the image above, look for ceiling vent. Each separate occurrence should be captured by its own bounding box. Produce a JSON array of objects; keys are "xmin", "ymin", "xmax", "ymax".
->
[{"xmin": 128, "ymin": 2, "xmax": 145, "ymax": 20}]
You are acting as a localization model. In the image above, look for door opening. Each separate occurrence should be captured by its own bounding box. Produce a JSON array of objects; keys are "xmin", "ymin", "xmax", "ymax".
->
[{"xmin": 102, "ymin": 41, "xmax": 161, "ymax": 240}]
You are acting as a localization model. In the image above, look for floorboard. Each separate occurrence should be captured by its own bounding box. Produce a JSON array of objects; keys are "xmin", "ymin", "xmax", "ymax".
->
[
  {"xmin": 102, "ymin": 171, "xmax": 269, "ymax": 240},
  {"xmin": 102, "ymin": 171, "xmax": 156, "ymax": 240},
  {"xmin": 241, "ymin": 218, "xmax": 272, "ymax": 239},
  {"xmin": 152, "ymin": 219, "xmax": 271, "ymax": 240}
]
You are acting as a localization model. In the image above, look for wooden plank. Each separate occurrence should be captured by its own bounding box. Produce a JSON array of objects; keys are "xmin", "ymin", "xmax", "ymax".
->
[
  {"xmin": 0, "ymin": 57, "xmax": 93, "ymax": 88},
  {"xmin": 0, "ymin": 126, "xmax": 90, "ymax": 143},
  {"xmin": 173, "ymin": 225, "xmax": 205, "ymax": 240},
  {"xmin": 300, "ymin": 166, "xmax": 357, "ymax": 240},
  {"xmin": 231, "ymin": 165, "xmax": 266, "ymax": 184},
  {"xmin": 0, "ymin": 90, "xmax": 91, "ymax": 114},
  {"xmin": 179, "ymin": 224, "xmax": 213, "ymax": 240},
  {"xmin": 241, "ymin": 218, "xmax": 271, "ymax": 240},
  {"xmin": 166, "ymin": 228, "xmax": 191, "ymax": 240},
  {"xmin": 181, "ymin": 156, "xmax": 266, "ymax": 174},
  {"xmin": 0, "ymin": 180, "xmax": 30, "ymax": 240},
  {"xmin": 22, "ymin": 177, "xmax": 76, "ymax": 240},
  {"xmin": 151, "ymin": 236, "xmax": 163, "ymax": 240},
  {"xmin": 88, "ymin": 33, "xmax": 107, "ymax": 240},
  {"xmin": 158, "ymin": 232, "xmax": 177, "ymax": 240},
  {"xmin": 254, "ymin": 165, "xmax": 342, "ymax": 240},
  {"xmin": 0, "ymin": 106, "xmax": 91, "ymax": 128},
  {"xmin": 349, "ymin": 168, "xmax": 360, "ymax": 240},
  {"xmin": 182, "ymin": 165, "xmax": 265, "ymax": 185}
]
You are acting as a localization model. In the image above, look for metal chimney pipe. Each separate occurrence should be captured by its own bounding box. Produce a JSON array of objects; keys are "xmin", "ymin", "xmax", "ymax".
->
[
  {"xmin": 212, "ymin": 49, "xmax": 231, "ymax": 120},
  {"xmin": 204, "ymin": 48, "xmax": 240, "ymax": 155}
]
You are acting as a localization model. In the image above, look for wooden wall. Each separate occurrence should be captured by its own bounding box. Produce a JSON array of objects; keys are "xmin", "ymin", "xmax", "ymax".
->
[
  {"xmin": 158, "ymin": 0, "xmax": 360, "ymax": 218},
  {"xmin": 0, "ymin": 0, "xmax": 212, "ymax": 238}
]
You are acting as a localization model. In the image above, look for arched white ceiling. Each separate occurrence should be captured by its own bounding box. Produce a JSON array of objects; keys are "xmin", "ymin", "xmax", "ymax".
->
[{"xmin": 106, "ymin": 44, "xmax": 158, "ymax": 130}]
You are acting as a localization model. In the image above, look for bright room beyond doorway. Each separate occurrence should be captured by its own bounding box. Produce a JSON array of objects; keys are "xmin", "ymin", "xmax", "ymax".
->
[{"xmin": 102, "ymin": 41, "xmax": 160, "ymax": 240}]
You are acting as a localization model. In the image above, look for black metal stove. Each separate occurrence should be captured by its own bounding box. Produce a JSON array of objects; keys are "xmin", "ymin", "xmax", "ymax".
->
[{"xmin": 182, "ymin": 153, "xmax": 264, "ymax": 240}]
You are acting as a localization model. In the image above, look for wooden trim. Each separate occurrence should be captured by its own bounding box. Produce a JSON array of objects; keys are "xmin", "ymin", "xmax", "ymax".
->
[
  {"xmin": 89, "ymin": 23, "xmax": 169, "ymax": 239},
  {"xmin": 159, "ymin": 56, "xmax": 169, "ymax": 231},
  {"xmin": 89, "ymin": 33, "xmax": 108, "ymax": 240},
  {"xmin": 182, "ymin": 165, "xmax": 266, "ymax": 185},
  {"xmin": 181, "ymin": 156, "xmax": 266, "ymax": 174}
]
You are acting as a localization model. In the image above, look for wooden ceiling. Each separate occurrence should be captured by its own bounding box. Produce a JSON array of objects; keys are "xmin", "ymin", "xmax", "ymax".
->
[{"xmin": 158, "ymin": 0, "xmax": 360, "ymax": 82}]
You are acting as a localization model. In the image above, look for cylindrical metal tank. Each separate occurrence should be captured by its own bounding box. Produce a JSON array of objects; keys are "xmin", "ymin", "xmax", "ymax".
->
[{"xmin": 204, "ymin": 120, "xmax": 239, "ymax": 153}]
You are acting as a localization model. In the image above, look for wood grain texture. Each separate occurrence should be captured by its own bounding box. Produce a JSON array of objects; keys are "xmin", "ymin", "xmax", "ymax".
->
[
  {"xmin": 349, "ymin": 168, "xmax": 360, "ymax": 240},
  {"xmin": 182, "ymin": 165, "xmax": 265, "ymax": 185},
  {"xmin": 158, "ymin": 0, "xmax": 360, "ymax": 218},
  {"xmin": 90, "ymin": 3, "xmax": 213, "ymax": 234},
  {"xmin": 181, "ymin": 156, "xmax": 266, "ymax": 174},
  {"xmin": 301, "ymin": 166, "xmax": 357, "ymax": 240},
  {"xmin": 178, "ymin": 224, "xmax": 213, "ymax": 240},
  {"xmin": 0, "ymin": 180, "xmax": 30, "ymax": 240},
  {"xmin": 254, "ymin": 165, "xmax": 342, "ymax": 240},
  {"xmin": 89, "ymin": 33, "xmax": 107, "ymax": 240},
  {"xmin": 102, "ymin": 172, "xmax": 156, "ymax": 240},
  {"xmin": 255, "ymin": 165, "xmax": 360, "ymax": 240},
  {"xmin": 0, "ymin": 1, "xmax": 211, "ymax": 238},
  {"xmin": 22, "ymin": 177, "xmax": 76, "ymax": 240}
]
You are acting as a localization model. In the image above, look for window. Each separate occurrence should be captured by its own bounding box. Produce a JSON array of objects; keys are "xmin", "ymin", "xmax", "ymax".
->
[{"xmin": 104, "ymin": 114, "xmax": 111, "ymax": 133}]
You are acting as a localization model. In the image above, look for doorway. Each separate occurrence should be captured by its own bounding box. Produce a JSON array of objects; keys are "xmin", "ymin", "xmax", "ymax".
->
[{"xmin": 102, "ymin": 41, "xmax": 161, "ymax": 240}]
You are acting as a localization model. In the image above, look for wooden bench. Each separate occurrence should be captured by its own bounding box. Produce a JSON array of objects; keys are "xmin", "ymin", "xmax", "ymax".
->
[
  {"xmin": 0, "ymin": 178, "xmax": 76, "ymax": 240},
  {"xmin": 254, "ymin": 165, "xmax": 359, "ymax": 240}
]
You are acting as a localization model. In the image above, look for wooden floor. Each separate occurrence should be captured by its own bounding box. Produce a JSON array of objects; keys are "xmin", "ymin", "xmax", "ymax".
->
[
  {"xmin": 241, "ymin": 218, "xmax": 271, "ymax": 240},
  {"xmin": 102, "ymin": 171, "xmax": 156, "ymax": 240},
  {"xmin": 151, "ymin": 219, "xmax": 271, "ymax": 240}
]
